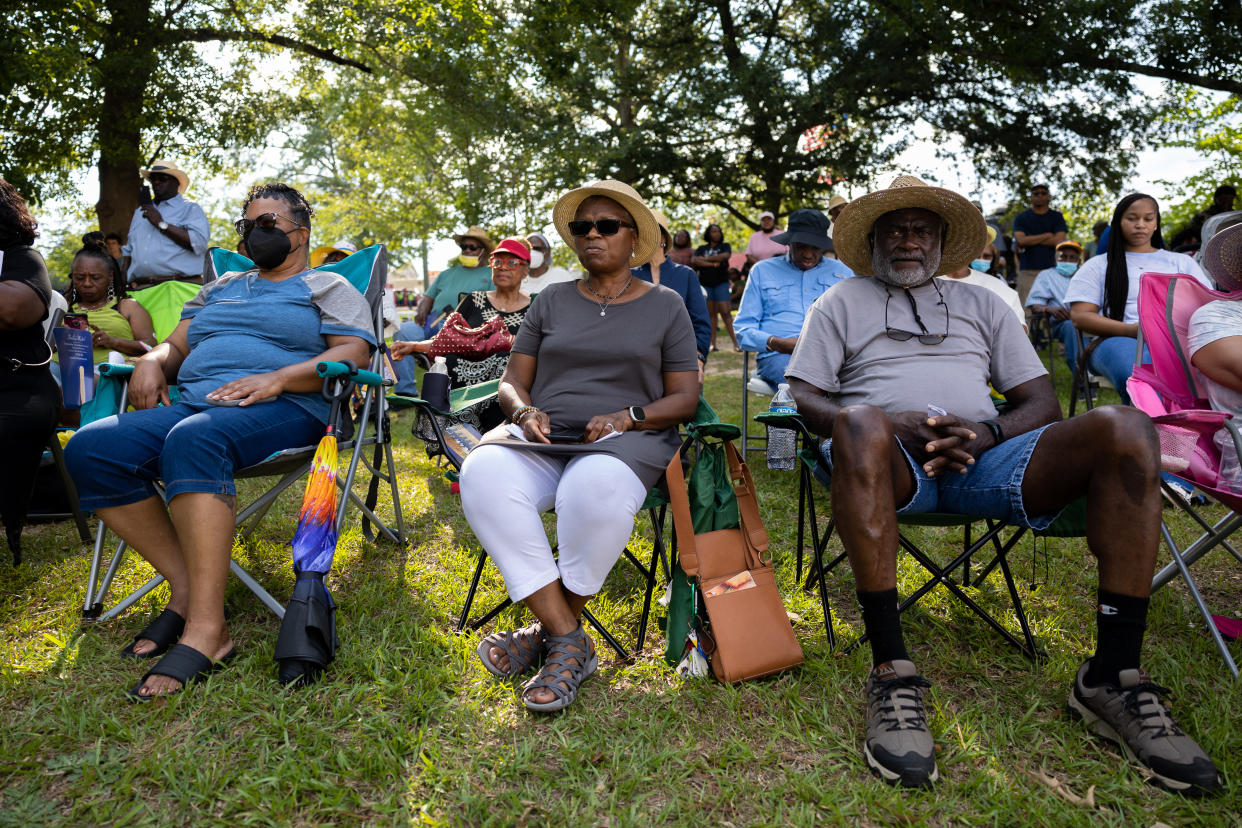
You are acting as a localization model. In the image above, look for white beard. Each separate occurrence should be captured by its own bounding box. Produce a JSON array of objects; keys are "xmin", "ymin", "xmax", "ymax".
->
[{"xmin": 872, "ymin": 245, "xmax": 941, "ymax": 288}]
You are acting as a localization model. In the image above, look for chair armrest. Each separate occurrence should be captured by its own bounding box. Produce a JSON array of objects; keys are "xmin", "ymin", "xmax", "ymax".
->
[
  {"xmin": 316, "ymin": 361, "xmax": 383, "ymax": 387},
  {"xmin": 99, "ymin": 363, "xmax": 134, "ymax": 378}
]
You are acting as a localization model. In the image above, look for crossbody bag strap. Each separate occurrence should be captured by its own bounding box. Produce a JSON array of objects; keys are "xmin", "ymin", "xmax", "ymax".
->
[
  {"xmin": 724, "ymin": 441, "xmax": 770, "ymax": 566},
  {"xmin": 664, "ymin": 449, "xmax": 700, "ymax": 577}
]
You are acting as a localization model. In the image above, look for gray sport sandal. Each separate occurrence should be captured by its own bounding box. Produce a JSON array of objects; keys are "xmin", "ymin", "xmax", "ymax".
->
[
  {"xmin": 476, "ymin": 621, "xmax": 547, "ymax": 679},
  {"xmin": 522, "ymin": 624, "xmax": 597, "ymax": 713}
]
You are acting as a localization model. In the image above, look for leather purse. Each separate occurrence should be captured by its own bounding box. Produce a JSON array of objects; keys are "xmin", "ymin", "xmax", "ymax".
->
[
  {"xmin": 665, "ymin": 441, "xmax": 804, "ymax": 682},
  {"xmin": 427, "ymin": 311, "xmax": 513, "ymax": 360}
]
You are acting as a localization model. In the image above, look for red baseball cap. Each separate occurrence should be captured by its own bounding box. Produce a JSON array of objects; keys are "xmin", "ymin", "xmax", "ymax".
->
[{"xmin": 491, "ymin": 237, "xmax": 531, "ymax": 263}]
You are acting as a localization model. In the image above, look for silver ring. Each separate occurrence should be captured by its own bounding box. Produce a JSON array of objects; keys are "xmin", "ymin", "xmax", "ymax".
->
[{"xmin": 605, "ymin": 423, "xmax": 615, "ymax": 432}]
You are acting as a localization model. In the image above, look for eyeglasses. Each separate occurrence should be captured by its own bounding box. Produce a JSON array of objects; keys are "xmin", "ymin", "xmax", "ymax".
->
[
  {"xmin": 884, "ymin": 283, "xmax": 949, "ymax": 345},
  {"xmin": 234, "ymin": 212, "xmax": 301, "ymax": 237},
  {"xmin": 490, "ymin": 255, "xmax": 525, "ymax": 269},
  {"xmin": 567, "ymin": 218, "xmax": 633, "ymax": 237},
  {"xmin": 460, "ymin": 243, "xmax": 484, "ymax": 253}
]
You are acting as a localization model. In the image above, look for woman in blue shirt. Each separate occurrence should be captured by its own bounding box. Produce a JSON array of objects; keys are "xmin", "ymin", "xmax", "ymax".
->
[{"xmin": 66, "ymin": 184, "xmax": 374, "ymax": 701}]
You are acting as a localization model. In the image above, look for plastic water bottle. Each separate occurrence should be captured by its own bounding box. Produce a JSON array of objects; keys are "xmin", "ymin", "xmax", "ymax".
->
[
  {"xmin": 766, "ymin": 383, "xmax": 797, "ymax": 471},
  {"xmin": 421, "ymin": 355, "xmax": 451, "ymax": 411}
]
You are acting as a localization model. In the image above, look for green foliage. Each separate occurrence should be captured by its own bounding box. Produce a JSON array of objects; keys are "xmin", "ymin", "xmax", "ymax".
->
[{"xmin": 1156, "ymin": 90, "xmax": 1242, "ymax": 236}]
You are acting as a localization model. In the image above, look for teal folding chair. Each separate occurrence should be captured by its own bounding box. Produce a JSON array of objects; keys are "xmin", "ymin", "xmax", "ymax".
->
[{"xmin": 80, "ymin": 245, "xmax": 407, "ymax": 623}]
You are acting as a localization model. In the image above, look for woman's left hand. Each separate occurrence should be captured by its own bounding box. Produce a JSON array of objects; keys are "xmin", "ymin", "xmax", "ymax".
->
[
  {"xmin": 584, "ymin": 410, "xmax": 634, "ymax": 442},
  {"xmin": 206, "ymin": 371, "xmax": 287, "ymax": 406}
]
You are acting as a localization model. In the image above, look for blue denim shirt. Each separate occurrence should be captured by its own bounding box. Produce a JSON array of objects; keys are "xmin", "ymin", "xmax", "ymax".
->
[
  {"xmin": 734, "ymin": 253, "xmax": 853, "ymax": 353},
  {"xmin": 122, "ymin": 193, "xmax": 210, "ymax": 280},
  {"xmin": 632, "ymin": 260, "xmax": 711, "ymax": 361}
]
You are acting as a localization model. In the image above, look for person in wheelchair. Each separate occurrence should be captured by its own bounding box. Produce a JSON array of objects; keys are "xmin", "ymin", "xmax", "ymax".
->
[
  {"xmin": 458, "ymin": 180, "xmax": 699, "ymax": 713},
  {"xmin": 785, "ymin": 176, "xmax": 1221, "ymax": 794},
  {"xmin": 65, "ymin": 183, "xmax": 374, "ymax": 701}
]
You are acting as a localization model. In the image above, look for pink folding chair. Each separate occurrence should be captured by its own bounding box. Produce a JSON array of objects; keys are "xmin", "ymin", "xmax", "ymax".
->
[{"xmin": 1128, "ymin": 271, "xmax": 1242, "ymax": 677}]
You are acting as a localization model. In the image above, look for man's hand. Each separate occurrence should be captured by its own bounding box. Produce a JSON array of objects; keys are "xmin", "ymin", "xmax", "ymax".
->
[
  {"xmin": 206, "ymin": 371, "xmax": 287, "ymax": 406},
  {"xmin": 767, "ymin": 335, "xmax": 798, "ymax": 354},
  {"xmin": 141, "ymin": 205, "xmax": 164, "ymax": 227},
  {"xmin": 1050, "ymin": 306, "xmax": 1071, "ymax": 321},
  {"xmin": 130, "ymin": 359, "xmax": 171, "ymax": 410},
  {"xmin": 891, "ymin": 410, "xmax": 991, "ymax": 477}
]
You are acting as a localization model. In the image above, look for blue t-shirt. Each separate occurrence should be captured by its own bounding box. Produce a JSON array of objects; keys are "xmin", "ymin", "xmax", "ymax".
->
[
  {"xmin": 632, "ymin": 261, "xmax": 711, "ymax": 361},
  {"xmin": 1013, "ymin": 208, "xmax": 1068, "ymax": 270},
  {"xmin": 178, "ymin": 269, "xmax": 376, "ymax": 421}
]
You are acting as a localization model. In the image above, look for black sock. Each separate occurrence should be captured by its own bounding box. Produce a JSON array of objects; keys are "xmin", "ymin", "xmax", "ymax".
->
[
  {"xmin": 1084, "ymin": 589, "xmax": 1149, "ymax": 686},
  {"xmin": 857, "ymin": 588, "xmax": 909, "ymax": 668}
]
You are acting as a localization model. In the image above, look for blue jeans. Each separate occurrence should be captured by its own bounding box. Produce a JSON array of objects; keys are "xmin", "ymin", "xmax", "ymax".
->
[
  {"xmin": 65, "ymin": 399, "xmax": 323, "ymax": 510},
  {"xmin": 814, "ymin": 424, "xmax": 1067, "ymax": 530},
  {"xmin": 756, "ymin": 351, "xmax": 791, "ymax": 389},
  {"xmin": 1087, "ymin": 336, "xmax": 1140, "ymax": 405},
  {"xmin": 1050, "ymin": 319, "xmax": 1080, "ymax": 375},
  {"xmin": 704, "ymin": 282, "xmax": 732, "ymax": 303}
]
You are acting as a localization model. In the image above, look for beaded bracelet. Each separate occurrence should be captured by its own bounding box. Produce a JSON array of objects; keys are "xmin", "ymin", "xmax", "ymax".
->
[{"xmin": 510, "ymin": 405, "xmax": 540, "ymax": 425}]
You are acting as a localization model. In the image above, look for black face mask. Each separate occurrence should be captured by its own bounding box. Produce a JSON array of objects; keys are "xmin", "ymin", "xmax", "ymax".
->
[{"xmin": 245, "ymin": 225, "xmax": 295, "ymax": 269}]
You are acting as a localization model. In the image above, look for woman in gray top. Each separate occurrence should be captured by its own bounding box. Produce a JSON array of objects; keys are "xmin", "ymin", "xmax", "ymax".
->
[{"xmin": 459, "ymin": 180, "xmax": 699, "ymax": 713}]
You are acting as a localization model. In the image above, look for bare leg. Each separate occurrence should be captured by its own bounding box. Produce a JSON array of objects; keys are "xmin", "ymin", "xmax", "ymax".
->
[
  {"xmin": 95, "ymin": 496, "xmax": 189, "ymax": 655},
  {"xmin": 829, "ymin": 406, "xmax": 916, "ymax": 591},
  {"xmin": 133, "ymin": 492, "xmax": 237, "ymax": 697},
  {"xmin": 516, "ymin": 581, "xmax": 593, "ymax": 705},
  {"xmin": 716, "ymin": 302, "xmax": 740, "ymax": 349},
  {"xmin": 1020, "ymin": 406, "xmax": 1160, "ymax": 596}
]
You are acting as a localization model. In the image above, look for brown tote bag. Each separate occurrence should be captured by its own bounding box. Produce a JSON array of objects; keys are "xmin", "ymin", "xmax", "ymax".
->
[{"xmin": 665, "ymin": 441, "xmax": 803, "ymax": 682}]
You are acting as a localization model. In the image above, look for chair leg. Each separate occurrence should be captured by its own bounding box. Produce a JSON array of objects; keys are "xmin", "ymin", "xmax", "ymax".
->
[
  {"xmin": 457, "ymin": 549, "xmax": 490, "ymax": 632},
  {"xmin": 1158, "ymin": 521, "xmax": 1239, "ymax": 677},
  {"xmin": 583, "ymin": 607, "xmax": 630, "ymax": 661}
]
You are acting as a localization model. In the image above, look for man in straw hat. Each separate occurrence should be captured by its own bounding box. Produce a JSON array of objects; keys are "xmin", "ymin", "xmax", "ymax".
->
[
  {"xmin": 784, "ymin": 175, "xmax": 1221, "ymax": 794},
  {"xmin": 122, "ymin": 159, "xmax": 210, "ymax": 288}
]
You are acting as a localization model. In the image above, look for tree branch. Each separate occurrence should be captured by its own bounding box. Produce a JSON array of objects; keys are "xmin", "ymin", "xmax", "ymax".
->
[{"xmin": 163, "ymin": 28, "xmax": 372, "ymax": 73}]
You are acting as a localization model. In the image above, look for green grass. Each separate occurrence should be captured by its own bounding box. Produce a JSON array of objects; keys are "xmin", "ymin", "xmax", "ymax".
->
[{"xmin": 2, "ymin": 342, "xmax": 1241, "ymax": 826}]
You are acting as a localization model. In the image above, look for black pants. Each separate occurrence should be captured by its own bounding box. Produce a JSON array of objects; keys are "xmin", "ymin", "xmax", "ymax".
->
[{"xmin": 0, "ymin": 369, "xmax": 60, "ymax": 540}]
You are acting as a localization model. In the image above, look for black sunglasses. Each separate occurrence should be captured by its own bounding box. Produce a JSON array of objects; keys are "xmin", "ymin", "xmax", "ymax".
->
[
  {"xmin": 567, "ymin": 218, "xmax": 633, "ymax": 237},
  {"xmin": 884, "ymin": 283, "xmax": 949, "ymax": 345},
  {"xmin": 459, "ymin": 243, "xmax": 484, "ymax": 253},
  {"xmin": 234, "ymin": 212, "xmax": 301, "ymax": 237}
]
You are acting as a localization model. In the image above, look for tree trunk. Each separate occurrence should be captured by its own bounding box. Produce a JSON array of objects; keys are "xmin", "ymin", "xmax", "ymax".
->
[{"xmin": 94, "ymin": 0, "xmax": 157, "ymax": 239}]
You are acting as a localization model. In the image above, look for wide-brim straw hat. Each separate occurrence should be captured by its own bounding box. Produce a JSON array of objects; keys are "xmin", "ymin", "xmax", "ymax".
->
[
  {"xmin": 1204, "ymin": 222, "xmax": 1242, "ymax": 292},
  {"xmin": 833, "ymin": 175, "xmax": 988, "ymax": 276},
  {"xmin": 140, "ymin": 159, "xmax": 189, "ymax": 194},
  {"xmin": 451, "ymin": 226, "xmax": 494, "ymax": 252},
  {"xmin": 552, "ymin": 180, "xmax": 661, "ymax": 268}
]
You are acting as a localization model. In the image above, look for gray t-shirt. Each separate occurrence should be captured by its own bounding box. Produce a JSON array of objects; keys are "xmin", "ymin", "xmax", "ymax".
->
[
  {"xmin": 1188, "ymin": 299, "xmax": 1242, "ymax": 490},
  {"xmin": 479, "ymin": 280, "xmax": 699, "ymax": 489},
  {"xmin": 786, "ymin": 276, "xmax": 1047, "ymax": 422}
]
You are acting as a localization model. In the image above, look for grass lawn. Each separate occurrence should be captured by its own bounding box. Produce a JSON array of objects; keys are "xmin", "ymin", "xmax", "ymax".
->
[{"xmin": 2, "ymin": 342, "xmax": 1240, "ymax": 826}]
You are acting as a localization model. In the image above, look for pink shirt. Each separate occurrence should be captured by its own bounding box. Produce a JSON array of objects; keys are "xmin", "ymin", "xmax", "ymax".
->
[{"xmin": 745, "ymin": 229, "xmax": 788, "ymax": 261}]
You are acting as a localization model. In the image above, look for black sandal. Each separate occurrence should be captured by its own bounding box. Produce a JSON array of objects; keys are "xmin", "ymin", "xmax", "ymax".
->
[
  {"xmin": 126, "ymin": 643, "xmax": 237, "ymax": 702},
  {"xmin": 119, "ymin": 609, "xmax": 185, "ymax": 660}
]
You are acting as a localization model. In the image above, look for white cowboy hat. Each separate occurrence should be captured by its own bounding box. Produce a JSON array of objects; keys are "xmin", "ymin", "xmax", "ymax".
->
[{"xmin": 140, "ymin": 160, "xmax": 190, "ymax": 194}]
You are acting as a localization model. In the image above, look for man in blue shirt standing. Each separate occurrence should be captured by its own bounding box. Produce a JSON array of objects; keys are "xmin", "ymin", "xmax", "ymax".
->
[
  {"xmin": 1012, "ymin": 183, "xmax": 1067, "ymax": 308},
  {"xmin": 735, "ymin": 208, "xmax": 852, "ymax": 389},
  {"xmin": 122, "ymin": 160, "xmax": 210, "ymax": 287}
]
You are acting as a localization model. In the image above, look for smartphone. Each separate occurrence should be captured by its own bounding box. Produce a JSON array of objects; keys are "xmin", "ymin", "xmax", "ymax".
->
[
  {"xmin": 138, "ymin": 185, "xmax": 153, "ymax": 205},
  {"xmin": 63, "ymin": 313, "xmax": 90, "ymax": 331},
  {"xmin": 209, "ymin": 396, "xmax": 278, "ymax": 406},
  {"xmin": 547, "ymin": 431, "xmax": 586, "ymax": 444}
]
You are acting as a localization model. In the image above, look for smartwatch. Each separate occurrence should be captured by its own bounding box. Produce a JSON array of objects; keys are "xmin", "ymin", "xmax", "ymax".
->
[
  {"xmin": 157, "ymin": 221, "xmax": 169, "ymax": 231},
  {"xmin": 628, "ymin": 406, "xmax": 646, "ymax": 425}
]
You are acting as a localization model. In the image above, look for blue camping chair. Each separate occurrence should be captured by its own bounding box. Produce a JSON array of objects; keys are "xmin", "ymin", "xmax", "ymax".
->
[{"xmin": 80, "ymin": 245, "xmax": 407, "ymax": 623}]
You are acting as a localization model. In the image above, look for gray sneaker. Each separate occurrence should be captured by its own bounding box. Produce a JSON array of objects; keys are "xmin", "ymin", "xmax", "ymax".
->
[
  {"xmin": 1068, "ymin": 661, "xmax": 1222, "ymax": 795},
  {"xmin": 863, "ymin": 660, "xmax": 938, "ymax": 788}
]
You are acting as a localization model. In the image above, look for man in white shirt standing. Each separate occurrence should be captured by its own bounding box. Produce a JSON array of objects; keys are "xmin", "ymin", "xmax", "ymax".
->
[{"xmin": 122, "ymin": 160, "xmax": 210, "ymax": 288}]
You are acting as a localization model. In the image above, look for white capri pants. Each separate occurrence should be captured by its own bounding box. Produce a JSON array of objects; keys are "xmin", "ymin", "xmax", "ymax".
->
[{"xmin": 458, "ymin": 445, "xmax": 649, "ymax": 603}]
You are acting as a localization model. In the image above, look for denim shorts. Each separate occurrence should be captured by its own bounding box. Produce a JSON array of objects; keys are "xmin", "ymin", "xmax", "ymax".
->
[
  {"xmin": 813, "ymin": 423, "xmax": 1066, "ymax": 530},
  {"xmin": 65, "ymin": 398, "xmax": 324, "ymax": 510},
  {"xmin": 703, "ymin": 282, "xmax": 732, "ymax": 303}
]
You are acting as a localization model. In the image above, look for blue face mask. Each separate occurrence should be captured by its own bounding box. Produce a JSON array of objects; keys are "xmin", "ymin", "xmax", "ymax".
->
[
  {"xmin": 1056, "ymin": 262, "xmax": 1079, "ymax": 276},
  {"xmin": 969, "ymin": 258, "xmax": 992, "ymax": 273}
]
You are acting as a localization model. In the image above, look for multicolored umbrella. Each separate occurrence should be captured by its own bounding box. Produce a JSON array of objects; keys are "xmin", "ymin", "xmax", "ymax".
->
[{"xmin": 275, "ymin": 379, "xmax": 352, "ymax": 688}]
